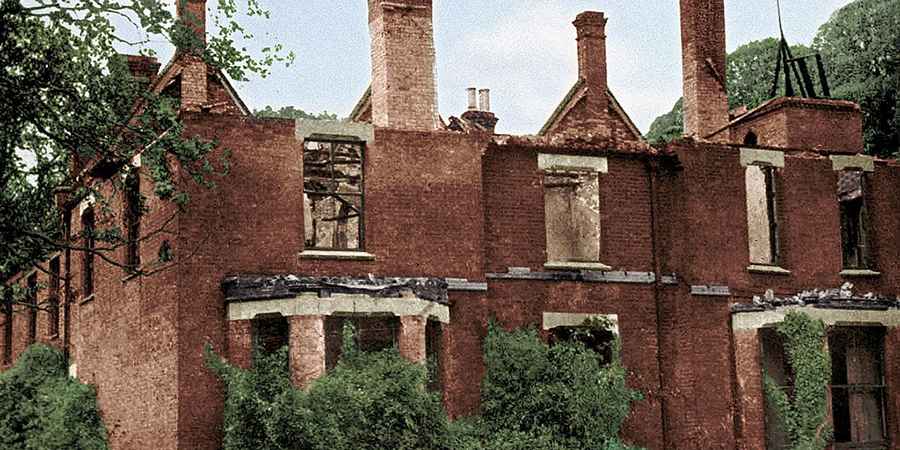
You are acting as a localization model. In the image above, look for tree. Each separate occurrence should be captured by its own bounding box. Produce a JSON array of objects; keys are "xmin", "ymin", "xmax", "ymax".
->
[
  {"xmin": 813, "ymin": 0, "xmax": 900, "ymax": 158},
  {"xmin": 255, "ymin": 106, "xmax": 338, "ymax": 121},
  {"xmin": 0, "ymin": 0, "xmax": 290, "ymax": 360}
]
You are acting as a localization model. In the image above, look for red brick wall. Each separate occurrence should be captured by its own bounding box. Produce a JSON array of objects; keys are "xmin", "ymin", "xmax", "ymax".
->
[{"xmin": 728, "ymin": 99, "xmax": 864, "ymax": 152}]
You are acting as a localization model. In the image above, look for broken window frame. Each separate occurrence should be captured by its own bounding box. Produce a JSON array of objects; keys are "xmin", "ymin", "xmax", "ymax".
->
[
  {"xmin": 745, "ymin": 163, "xmax": 781, "ymax": 266},
  {"xmin": 302, "ymin": 136, "xmax": 366, "ymax": 251},
  {"xmin": 542, "ymin": 169, "xmax": 602, "ymax": 264},
  {"xmin": 839, "ymin": 171, "xmax": 871, "ymax": 270},
  {"xmin": 829, "ymin": 326, "xmax": 888, "ymax": 449}
]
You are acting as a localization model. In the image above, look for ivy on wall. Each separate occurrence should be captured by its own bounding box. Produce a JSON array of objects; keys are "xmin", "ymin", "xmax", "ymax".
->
[{"xmin": 763, "ymin": 311, "xmax": 832, "ymax": 450}]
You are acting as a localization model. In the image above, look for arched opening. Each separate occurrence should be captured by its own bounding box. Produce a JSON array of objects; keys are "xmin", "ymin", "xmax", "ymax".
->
[{"xmin": 744, "ymin": 131, "xmax": 759, "ymax": 146}]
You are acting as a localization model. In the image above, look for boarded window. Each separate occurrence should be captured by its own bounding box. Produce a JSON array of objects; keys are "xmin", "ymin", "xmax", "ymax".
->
[
  {"xmin": 746, "ymin": 165, "xmax": 780, "ymax": 265},
  {"xmin": 48, "ymin": 257, "xmax": 60, "ymax": 336},
  {"xmin": 252, "ymin": 314, "xmax": 289, "ymax": 357},
  {"xmin": 426, "ymin": 319, "xmax": 443, "ymax": 392},
  {"xmin": 123, "ymin": 170, "xmax": 142, "ymax": 271},
  {"xmin": 549, "ymin": 325, "xmax": 615, "ymax": 366},
  {"xmin": 543, "ymin": 171, "xmax": 600, "ymax": 263},
  {"xmin": 324, "ymin": 315, "xmax": 398, "ymax": 371},
  {"xmin": 81, "ymin": 208, "xmax": 95, "ymax": 298},
  {"xmin": 838, "ymin": 170, "xmax": 871, "ymax": 269},
  {"xmin": 303, "ymin": 139, "xmax": 364, "ymax": 250},
  {"xmin": 26, "ymin": 274, "xmax": 37, "ymax": 344},
  {"xmin": 829, "ymin": 327, "xmax": 887, "ymax": 448}
]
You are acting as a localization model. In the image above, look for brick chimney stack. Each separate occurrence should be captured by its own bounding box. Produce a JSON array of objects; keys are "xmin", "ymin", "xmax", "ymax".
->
[
  {"xmin": 679, "ymin": 0, "xmax": 729, "ymax": 141},
  {"xmin": 368, "ymin": 0, "xmax": 440, "ymax": 131},
  {"xmin": 176, "ymin": 0, "xmax": 207, "ymax": 111},
  {"xmin": 177, "ymin": 0, "xmax": 206, "ymax": 51},
  {"xmin": 573, "ymin": 11, "xmax": 610, "ymax": 138}
]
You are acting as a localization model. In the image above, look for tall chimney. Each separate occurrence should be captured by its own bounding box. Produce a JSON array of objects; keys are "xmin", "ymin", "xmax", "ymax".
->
[
  {"xmin": 573, "ymin": 12, "xmax": 610, "ymax": 138},
  {"xmin": 368, "ymin": 0, "xmax": 440, "ymax": 131},
  {"xmin": 679, "ymin": 0, "xmax": 729, "ymax": 141},
  {"xmin": 177, "ymin": 0, "xmax": 207, "ymax": 111},
  {"xmin": 177, "ymin": 0, "xmax": 206, "ymax": 51}
]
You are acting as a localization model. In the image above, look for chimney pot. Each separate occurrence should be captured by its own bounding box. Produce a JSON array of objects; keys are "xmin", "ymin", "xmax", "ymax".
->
[
  {"xmin": 478, "ymin": 89, "xmax": 491, "ymax": 112},
  {"xmin": 467, "ymin": 88, "xmax": 478, "ymax": 111}
]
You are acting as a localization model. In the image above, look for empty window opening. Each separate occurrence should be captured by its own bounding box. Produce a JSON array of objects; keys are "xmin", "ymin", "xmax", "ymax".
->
[
  {"xmin": 81, "ymin": 208, "xmax": 95, "ymax": 299},
  {"xmin": 746, "ymin": 164, "xmax": 780, "ymax": 265},
  {"xmin": 829, "ymin": 327, "xmax": 887, "ymax": 448},
  {"xmin": 124, "ymin": 170, "xmax": 142, "ymax": 271},
  {"xmin": 744, "ymin": 131, "xmax": 759, "ymax": 146},
  {"xmin": 426, "ymin": 319, "xmax": 443, "ymax": 392},
  {"xmin": 252, "ymin": 314, "xmax": 289, "ymax": 357},
  {"xmin": 2, "ymin": 288, "xmax": 11, "ymax": 364},
  {"xmin": 48, "ymin": 257, "xmax": 60, "ymax": 337},
  {"xmin": 543, "ymin": 170, "xmax": 600, "ymax": 263},
  {"xmin": 324, "ymin": 315, "xmax": 398, "ymax": 371},
  {"xmin": 549, "ymin": 325, "xmax": 615, "ymax": 366},
  {"xmin": 838, "ymin": 170, "xmax": 871, "ymax": 269},
  {"xmin": 760, "ymin": 327, "xmax": 793, "ymax": 450},
  {"xmin": 26, "ymin": 273, "xmax": 37, "ymax": 344},
  {"xmin": 303, "ymin": 139, "xmax": 364, "ymax": 251}
]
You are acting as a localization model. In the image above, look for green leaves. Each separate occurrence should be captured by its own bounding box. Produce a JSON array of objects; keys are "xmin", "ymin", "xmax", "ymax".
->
[
  {"xmin": 0, "ymin": 344, "xmax": 108, "ymax": 450},
  {"xmin": 762, "ymin": 311, "xmax": 832, "ymax": 450},
  {"xmin": 478, "ymin": 321, "xmax": 642, "ymax": 450}
]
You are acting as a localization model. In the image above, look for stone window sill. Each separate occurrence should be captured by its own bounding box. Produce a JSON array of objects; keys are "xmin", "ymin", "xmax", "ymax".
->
[
  {"xmin": 840, "ymin": 269, "xmax": 881, "ymax": 278},
  {"xmin": 299, "ymin": 250, "xmax": 376, "ymax": 261},
  {"xmin": 544, "ymin": 261, "xmax": 612, "ymax": 271},
  {"xmin": 747, "ymin": 264, "xmax": 792, "ymax": 275}
]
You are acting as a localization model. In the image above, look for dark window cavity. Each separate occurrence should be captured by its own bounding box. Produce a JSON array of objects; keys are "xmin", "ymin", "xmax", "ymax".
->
[
  {"xmin": 838, "ymin": 170, "xmax": 871, "ymax": 269},
  {"xmin": 81, "ymin": 207, "xmax": 95, "ymax": 299},
  {"xmin": 549, "ymin": 325, "xmax": 615, "ymax": 366},
  {"xmin": 252, "ymin": 314, "xmax": 289, "ymax": 357},
  {"xmin": 124, "ymin": 170, "xmax": 142, "ymax": 271},
  {"xmin": 26, "ymin": 273, "xmax": 37, "ymax": 344},
  {"xmin": 48, "ymin": 257, "xmax": 60, "ymax": 336},
  {"xmin": 324, "ymin": 315, "xmax": 398, "ymax": 371}
]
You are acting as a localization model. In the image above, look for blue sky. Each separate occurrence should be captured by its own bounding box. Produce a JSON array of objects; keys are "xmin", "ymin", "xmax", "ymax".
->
[{"xmin": 137, "ymin": 0, "xmax": 855, "ymax": 135}]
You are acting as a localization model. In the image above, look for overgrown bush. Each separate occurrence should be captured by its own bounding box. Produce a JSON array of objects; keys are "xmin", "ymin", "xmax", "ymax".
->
[
  {"xmin": 470, "ymin": 321, "xmax": 643, "ymax": 450},
  {"xmin": 0, "ymin": 344, "xmax": 108, "ymax": 450},
  {"xmin": 206, "ymin": 323, "xmax": 449, "ymax": 450},
  {"xmin": 763, "ymin": 311, "xmax": 832, "ymax": 450},
  {"xmin": 210, "ymin": 320, "xmax": 644, "ymax": 449}
]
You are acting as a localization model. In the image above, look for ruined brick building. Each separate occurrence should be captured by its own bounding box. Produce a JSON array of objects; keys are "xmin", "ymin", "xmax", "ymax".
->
[{"xmin": 4, "ymin": 0, "xmax": 900, "ymax": 449}]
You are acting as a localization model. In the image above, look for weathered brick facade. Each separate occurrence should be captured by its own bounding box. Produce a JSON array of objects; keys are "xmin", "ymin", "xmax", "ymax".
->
[{"xmin": 4, "ymin": 1, "xmax": 899, "ymax": 449}]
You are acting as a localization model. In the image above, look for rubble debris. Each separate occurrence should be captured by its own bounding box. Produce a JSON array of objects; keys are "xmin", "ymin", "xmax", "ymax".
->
[
  {"xmin": 222, "ymin": 274, "xmax": 450, "ymax": 304},
  {"xmin": 738, "ymin": 282, "xmax": 899, "ymax": 312}
]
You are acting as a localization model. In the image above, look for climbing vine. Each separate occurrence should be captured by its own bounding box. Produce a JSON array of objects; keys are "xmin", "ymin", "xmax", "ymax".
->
[{"xmin": 763, "ymin": 311, "xmax": 832, "ymax": 450}]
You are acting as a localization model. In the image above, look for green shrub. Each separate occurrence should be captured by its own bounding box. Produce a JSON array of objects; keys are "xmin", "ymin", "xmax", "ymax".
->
[
  {"xmin": 763, "ymin": 311, "xmax": 832, "ymax": 450},
  {"xmin": 0, "ymin": 344, "xmax": 108, "ymax": 450},
  {"xmin": 206, "ymin": 322, "xmax": 449, "ymax": 450},
  {"xmin": 477, "ymin": 321, "xmax": 643, "ymax": 450}
]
